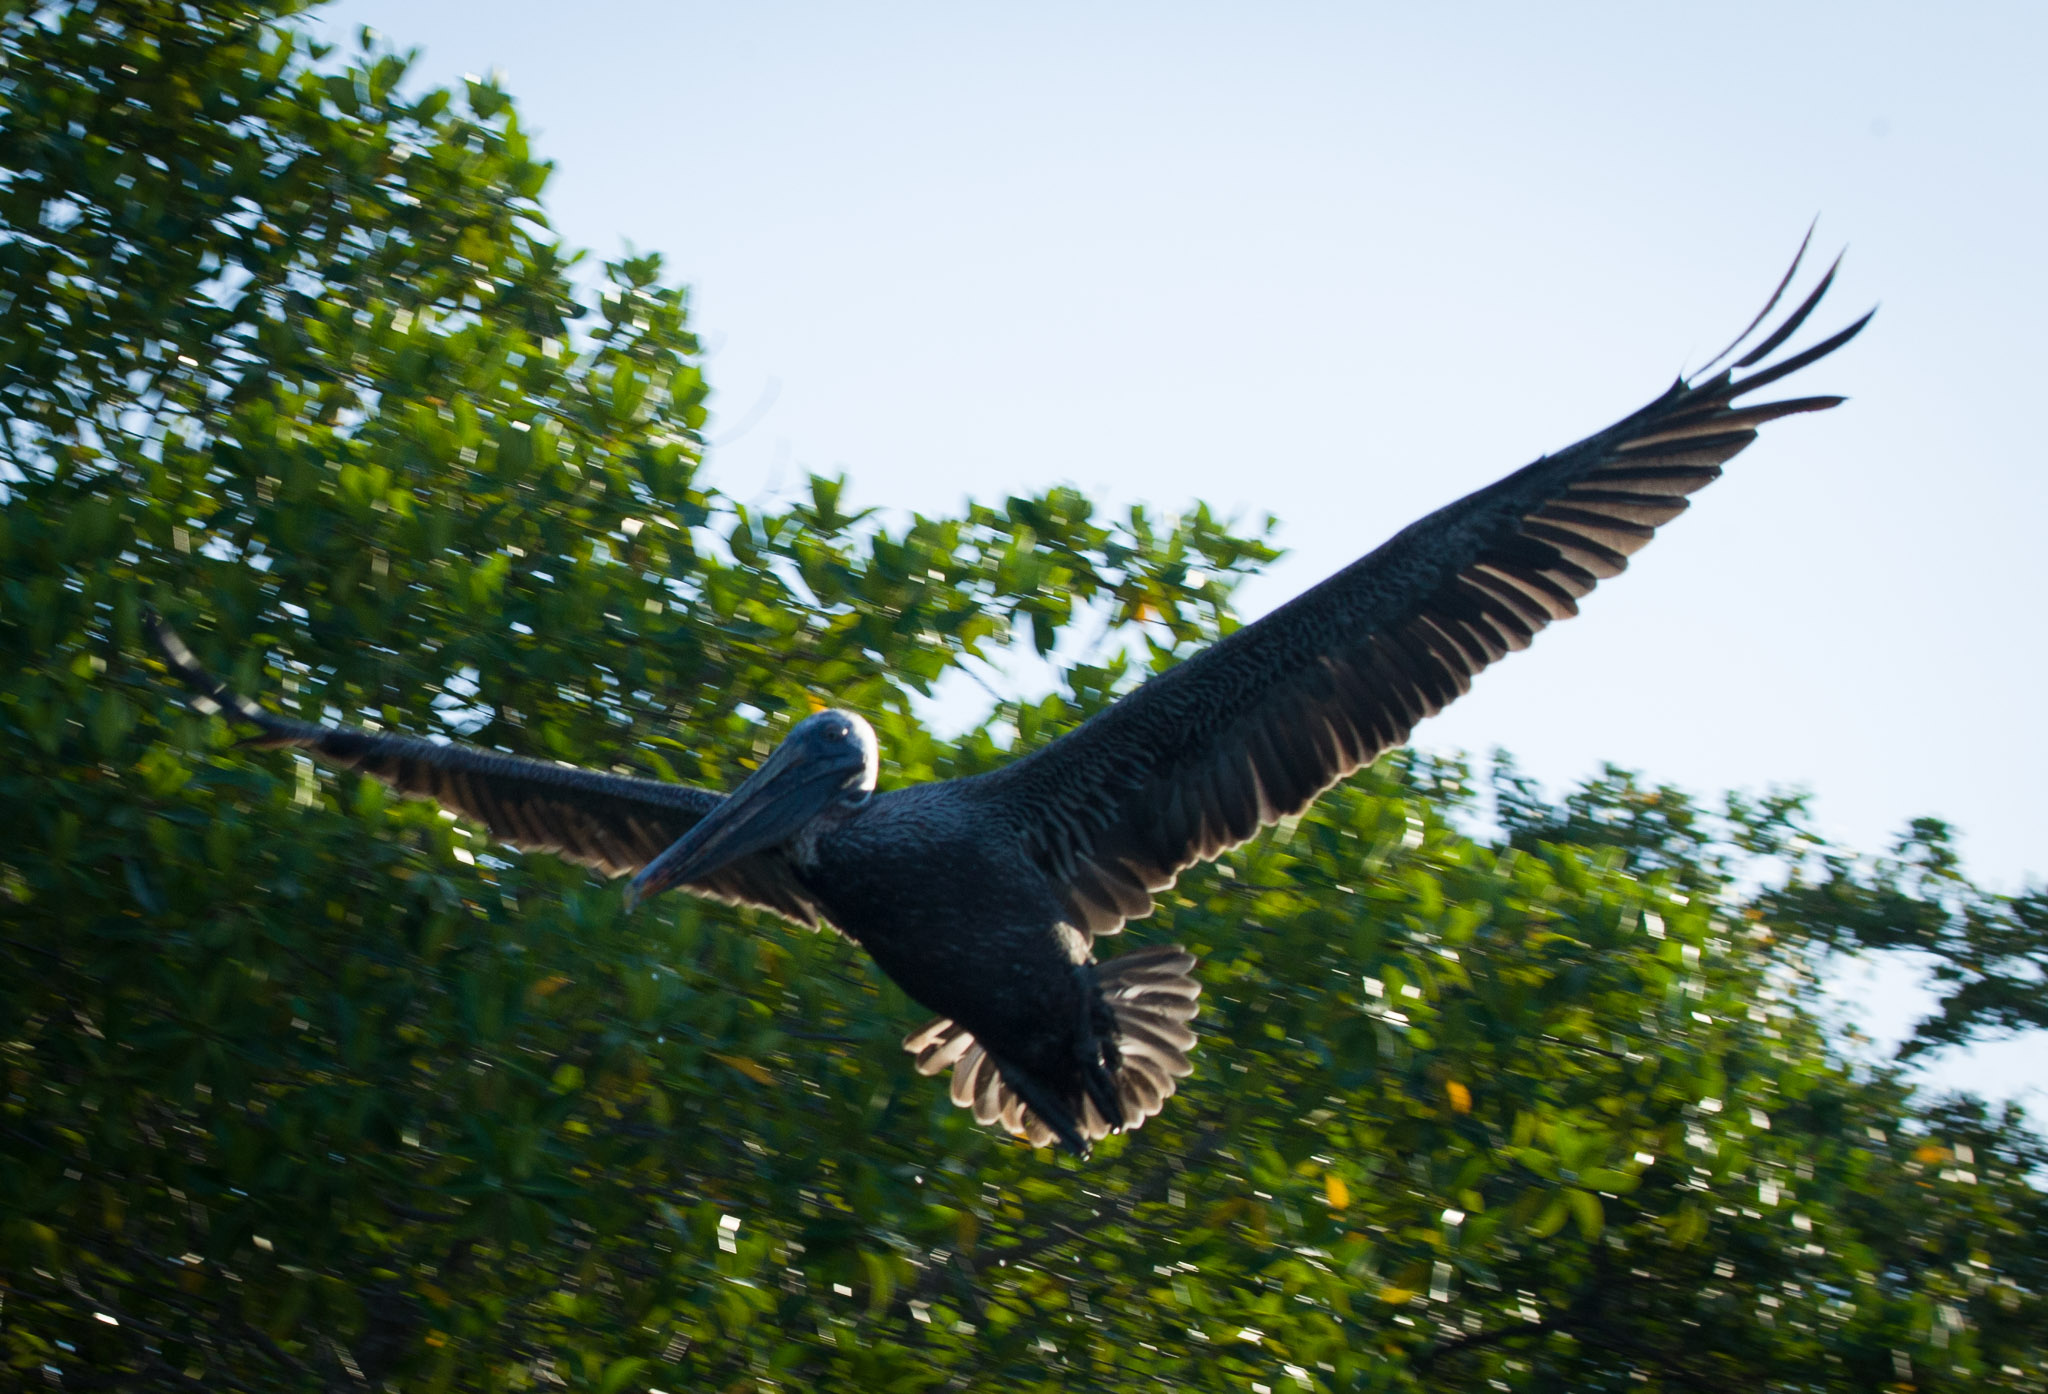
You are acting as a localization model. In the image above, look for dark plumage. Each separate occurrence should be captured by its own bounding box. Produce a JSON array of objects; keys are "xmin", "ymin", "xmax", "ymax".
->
[{"xmin": 150, "ymin": 247, "xmax": 1868, "ymax": 1155}]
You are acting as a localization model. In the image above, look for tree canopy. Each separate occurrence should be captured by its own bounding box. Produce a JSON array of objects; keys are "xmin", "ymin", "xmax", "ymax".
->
[{"xmin": 3, "ymin": 4, "xmax": 2042, "ymax": 1390}]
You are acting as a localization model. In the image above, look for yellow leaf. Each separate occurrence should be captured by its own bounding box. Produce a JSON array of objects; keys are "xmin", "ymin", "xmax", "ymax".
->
[
  {"xmin": 1325, "ymin": 1172, "xmax": 1350, "ymax": 1211},
  {"xmin": 711, "ymin": 1052, "xmax": 775, "ymax": 1087},
  {"xmin": 1446, "ymin": 1081, "xmax": 1472, "ymax": 1113},
  {"xmin": 530, "ymin": 973, "xmax": 572, "ymax": 1000},
  {"xmin": 1913, "ymin": 1144, "xmax": 1948, "ymax": 1165},
  {"xmin": 1378, "ymin": 1287, "xmax": 1416, "ymax": 1305}
]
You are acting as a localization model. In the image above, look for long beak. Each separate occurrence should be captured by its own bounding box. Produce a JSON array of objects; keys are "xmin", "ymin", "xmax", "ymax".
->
[{"xmin": 624, "ymin": 747, "xmax": 850, "ymax": 911}]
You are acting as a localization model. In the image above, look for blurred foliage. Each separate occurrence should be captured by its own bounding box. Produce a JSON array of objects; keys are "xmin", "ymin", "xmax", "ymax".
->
[{"xmin": 2, "ymin": 3, "xmax": 2042, "ymax": 1391}]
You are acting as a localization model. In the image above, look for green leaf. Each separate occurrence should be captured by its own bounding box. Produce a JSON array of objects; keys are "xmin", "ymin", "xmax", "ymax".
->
[
  {"xmin": 1528, "ymin": 1194, "xmax": 1570, "ymax": 1238},
  {"xmin": 1566, "ymin": 1188, "xmax": 1604, "ymax": 1239},
  {"xmin": 599, "ymin": 1357, "xmax": 648, "ymax": 1394}
]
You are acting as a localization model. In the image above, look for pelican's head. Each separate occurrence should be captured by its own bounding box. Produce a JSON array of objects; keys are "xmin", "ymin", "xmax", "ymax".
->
[
  {"xmin": 625, "ymin": 709, "xmax": 877, "ymax": 909},
  {"xmin": 787, "ymin": 707, "xmax": 880, "ymax": 803}
]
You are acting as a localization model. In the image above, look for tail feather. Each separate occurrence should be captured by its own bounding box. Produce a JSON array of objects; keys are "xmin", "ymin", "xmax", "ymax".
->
[
  {"xmin": 973, "ymin": 1054, "xmax": 1005, "ymax": 1123},
  {"xmin": 1119, "ymin": 1013, "xmax": 1196, "ymax": 1058},
  {"xmin": 901, "ymin": 942, "xmax": 1202, "ymax": 1153},
  {"xmin": 905, "ymin": 1018, "xmax": 976, "ymax": 1076},
  {"xmin": 1076, "ymin": 1093, "xmax": 1110, "ymax": 1144},
  {"xmin": 1118, "ymin": 989, "xmax": 1200, "ymax": 1021}
]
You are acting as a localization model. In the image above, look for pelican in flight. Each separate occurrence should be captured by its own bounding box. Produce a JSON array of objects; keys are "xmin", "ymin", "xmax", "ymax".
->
[{"xmin": 152, "ymin": 249, "xmax": 1867, "ymax": 1155}]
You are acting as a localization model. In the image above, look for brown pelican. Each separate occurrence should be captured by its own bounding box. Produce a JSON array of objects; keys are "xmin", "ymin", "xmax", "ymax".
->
[{"xmin": 150, "ymin": 247, "xmax": 1867, "ymax": 1156}]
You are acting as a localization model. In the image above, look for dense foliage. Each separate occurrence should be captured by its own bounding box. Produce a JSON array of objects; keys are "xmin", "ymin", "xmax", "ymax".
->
[{"xmin": 4, "ymin": 3, "xmax": 2042, "ymax": 1390}]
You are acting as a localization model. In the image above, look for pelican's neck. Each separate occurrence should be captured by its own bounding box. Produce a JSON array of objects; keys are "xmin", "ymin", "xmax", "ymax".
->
[{"xmin": 788, "ymin": 795, "xmax": 868, "ymax": 871}]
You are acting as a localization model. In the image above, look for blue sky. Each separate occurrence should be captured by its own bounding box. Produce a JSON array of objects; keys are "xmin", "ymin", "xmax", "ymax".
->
[{"xmin": 312, "ymin": 2, "xmax": 2044, "ymax": 1105}]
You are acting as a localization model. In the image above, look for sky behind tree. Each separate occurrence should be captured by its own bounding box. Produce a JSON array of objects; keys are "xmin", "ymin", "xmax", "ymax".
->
[{"xmin": 308, "ymin": 0, "xmax": 2044, "ymax": 1103}]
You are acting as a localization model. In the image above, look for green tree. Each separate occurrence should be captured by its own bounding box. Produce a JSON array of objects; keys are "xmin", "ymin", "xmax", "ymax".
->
[{"xmin": 4, "ymin": 4, "xmax": 2042, "ymax": 1391}]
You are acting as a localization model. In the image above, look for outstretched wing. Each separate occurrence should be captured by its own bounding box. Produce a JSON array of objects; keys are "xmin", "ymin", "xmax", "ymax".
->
[
  {"xmin": 985, "ymin": 248, "xmax": 1870, "ymax": 938},
  {"xmin": 147, "ymin": 617, "xmax": 825, "ymax": 926}
]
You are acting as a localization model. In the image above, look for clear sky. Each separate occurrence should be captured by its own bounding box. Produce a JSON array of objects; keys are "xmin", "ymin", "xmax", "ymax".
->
[{"xmin": 310, "ymin": 2, "xmax": 2044, "ymax": 1106}]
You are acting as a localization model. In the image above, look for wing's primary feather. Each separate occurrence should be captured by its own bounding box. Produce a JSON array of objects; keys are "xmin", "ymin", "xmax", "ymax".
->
[
  {"xmin": 1695, "ymin": 220, "xmax": 1812, "ymax": 376},
  {"xmin": 146, "ymin": 614, "xmax": 824, "ymax": 925},
  {"xmin": 985, "ymin": 257, "xmax": 1870, "ymax": 939}
]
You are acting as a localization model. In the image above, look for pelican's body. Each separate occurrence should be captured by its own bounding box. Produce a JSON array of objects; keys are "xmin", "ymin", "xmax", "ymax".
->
[
  {"xmin": 807, "ymin": 783, "xmax": 1059, "ymax": 1017},
  {"xmin": 151, "ymin": 248, "xmax": 1867, "ymax": 1154},
  {"xmin": 810, "ymin": 786, "xmax": 1108, "ymax": 1119}
]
